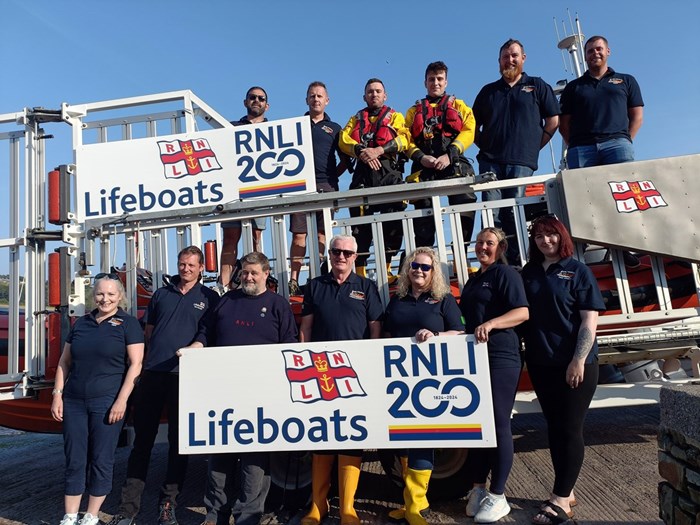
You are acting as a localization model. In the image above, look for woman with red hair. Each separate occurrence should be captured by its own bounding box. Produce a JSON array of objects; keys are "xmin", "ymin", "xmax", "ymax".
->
[{"xmin": 521, "ymin": 215, "xmax": 605, "ymax": 524}]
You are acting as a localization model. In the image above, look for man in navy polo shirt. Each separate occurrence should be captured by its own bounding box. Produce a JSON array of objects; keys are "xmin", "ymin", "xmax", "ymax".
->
[
  {"xmin": 288, "ymin": 81, "xmax": 349, "ymax": 296},
  {"xmin": 299, "ymin": 234, "xmax": 383, "ymax": 525},
  {"xmin": 559, "ymin": 35, "xmax": 644, "ymax": 168},
  {"xmin": 473, "ymin": 38, "xmax": 560, "ymax": 265},
  {"xmin": 109, "ymin": 246, "xmax": 219, "ymax": 525},
  {"xmin": 219, "ymin": 86, "xmax": 270, "ymax": 292}
]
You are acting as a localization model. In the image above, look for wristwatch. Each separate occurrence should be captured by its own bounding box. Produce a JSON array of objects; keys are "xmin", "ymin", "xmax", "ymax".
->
[{"xmin": 52, "ymin": 388, "xmax": 63, "ymax": 396}]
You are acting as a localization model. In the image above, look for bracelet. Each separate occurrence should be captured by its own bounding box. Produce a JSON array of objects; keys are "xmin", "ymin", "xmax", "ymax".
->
[{"xmin": 52, "ymin": 388, "xmax": 63, "ymax": 396}]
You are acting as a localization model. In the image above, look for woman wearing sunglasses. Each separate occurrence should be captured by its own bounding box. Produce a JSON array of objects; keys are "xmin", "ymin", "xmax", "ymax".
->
[
  {"xmin": 522, "ymin": 215, "xmax": 605, "ymax": 525},
  {"xmin": 459, "ymin": 227, "xmax": 529, "ymax": 523},
  {"xmin": 51, "ymin": 273, "xmax": 144, "ymax": 525},
  {"xmin": 383, "ymin": 247, "xmax": 464, "ymax": 525}
]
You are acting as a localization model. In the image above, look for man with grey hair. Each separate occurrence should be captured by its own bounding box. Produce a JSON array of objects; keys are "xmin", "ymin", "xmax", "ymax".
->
[
  {"xmin": 190, "ymin": 251, "xmax": 297, "ymax": 525},
  {"xmin": 298, "ymin": 234, "xmax": 383, "ymax": 525}
]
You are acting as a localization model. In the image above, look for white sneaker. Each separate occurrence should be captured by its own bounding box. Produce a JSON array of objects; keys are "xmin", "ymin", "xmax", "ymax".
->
[
  {"xmin": 59, "ymin": 514, "xmax": 79, "ymax": 525},
  {"xmin": 78, "ymin": 513, "xmax": 100, "ymax": 525},
  {"xmin": 474, "ymin": 492, "xmax": 511, "ymax": 523},
  {"xmin": 465, "ymin": 486, "xmax": 487, "ymax": 517}
]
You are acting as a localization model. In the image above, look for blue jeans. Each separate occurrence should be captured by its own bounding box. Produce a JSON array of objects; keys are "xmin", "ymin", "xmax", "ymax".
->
[
  {"xmin": 566, "ymin": 137, "xmax": 635, "ymax": 168},
  {"xmin": 479, "ymin": 161, "xmax": 534, "ymax": 264},
  {"xmin": 63, "ymin": 394, "xmax": 123, "ymax": 496}
]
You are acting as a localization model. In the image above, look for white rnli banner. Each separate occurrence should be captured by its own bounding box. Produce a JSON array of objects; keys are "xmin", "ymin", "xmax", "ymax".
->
[
  {"xmin": 178, "ymin": 336, "xmax": 495, "ymax": 454},
  {"xmin": 75, "ymin": 116, "xmax": 316, "ymax": 220}
]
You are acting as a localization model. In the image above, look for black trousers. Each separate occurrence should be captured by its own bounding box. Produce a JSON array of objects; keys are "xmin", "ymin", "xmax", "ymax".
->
[
  {"xmin": 527, "ymin": 362, "xmax": 599, "ymax": 497},
  {"xmin": 119, "ymin": 370, "xmax": 186, "ymax": 516}
]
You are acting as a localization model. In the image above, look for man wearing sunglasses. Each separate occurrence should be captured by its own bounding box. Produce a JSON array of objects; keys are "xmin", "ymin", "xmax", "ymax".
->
[
  {"xmin": 298, "ymin": 234, "xmax": 383, "ymax": 525},
  {"xmin": 108, "ymin": 247, "xmax": 219, "ymax": 525},
  {"xmin": 473, "ymin": 40, "xmax": 560, "ymax": 265},
  {"xmin": 219, "ymin": 86, "xmax": 271, "ymax": 293}
]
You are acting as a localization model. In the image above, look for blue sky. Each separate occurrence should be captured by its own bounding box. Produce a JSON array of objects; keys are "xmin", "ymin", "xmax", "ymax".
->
[
  {"xmin": 3, "ymin": 0, "xmax": 699, "ymax": 172},
  {"xmin": 1, "ymin": 0, "xmax": 699, "ymax": 278}
]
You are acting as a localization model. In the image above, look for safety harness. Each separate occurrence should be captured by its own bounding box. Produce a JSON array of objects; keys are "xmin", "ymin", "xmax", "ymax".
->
[
  {"xmin": 410, "ymin": 95, "xmax": 463, "ymax": 147},
  {"xmin": 350, "ymin": 105, "xmax": 397, "ymax": 147}
]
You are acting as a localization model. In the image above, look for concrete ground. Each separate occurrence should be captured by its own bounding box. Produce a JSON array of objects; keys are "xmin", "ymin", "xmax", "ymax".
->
[{"xmin": 0, "ymin": 404, "xmax": 662, "ymax": 525}]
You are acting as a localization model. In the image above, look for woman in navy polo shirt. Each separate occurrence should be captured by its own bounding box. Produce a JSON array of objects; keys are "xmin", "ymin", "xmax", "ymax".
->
[
  {"xmin": 51, "ymin": 274, "xmax": 144, "ymax": 525},
  {"xmin": 522, "ymin": 215, "xmax": 605, "ymax": 525},
  {"xmin": 459, "ymin": 227, "xmax": 529, "ymax": 523},
  {"xmin": 384, "ymin": 247, "xmax": 464, "ymax": 525}
]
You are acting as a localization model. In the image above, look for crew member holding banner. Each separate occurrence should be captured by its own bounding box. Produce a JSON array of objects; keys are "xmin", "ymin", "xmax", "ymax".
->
[
  {"xmin": 299, "ymin": 234, "xmax": 384, "ymax": 525},
  {"xmin": 383, "ymin": 247, "xmax": 464, "ymax": 525},
  {"xmin": 459, "ymin": 227, "xmax": 529, "ymax": 523},
  {"xmin": 219, "ymin": 87, "xmax": 271, "ymax": 292},
  {"xmin": 188, "ymin": 252, "xmax": 297, "ymax": 525}
]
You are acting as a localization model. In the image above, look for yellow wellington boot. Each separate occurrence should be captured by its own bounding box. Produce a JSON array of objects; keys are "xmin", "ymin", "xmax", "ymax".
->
[
  {"xmin": 403, "ymin": 468, "xmax": 431, "ymax": 525},
  {"xmin": 301, "ymin": 454, "xmax": 335, "ymax": 525},
  {"xmin": 387, "ymin": 456, "xmax": 409, "ymax": 521},
  {"xmin": 338, "ymin": 454, "xmax": 362, "ymax": 525},
  {"xmin": 355, "ymin": 265, "xmax": 367, "ymax": 278}
]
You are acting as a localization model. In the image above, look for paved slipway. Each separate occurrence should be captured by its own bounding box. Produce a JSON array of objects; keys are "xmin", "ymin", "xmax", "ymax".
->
[{"xmin": 0, "ymin": 405, "xmax": 662, "ymax": 525}]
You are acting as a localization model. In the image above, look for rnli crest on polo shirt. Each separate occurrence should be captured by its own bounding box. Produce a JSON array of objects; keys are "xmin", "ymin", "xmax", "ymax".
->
[
  {"xmin": 608, "ymin": 180, "xmax": 668, "ymax": 213},
  {"xmin": 282, "ymin": 350, "xmax": 366, "ymax": 404},
  {"xmin": 157, "ymin": 137, "xmax": 222, "ymax": 179}
]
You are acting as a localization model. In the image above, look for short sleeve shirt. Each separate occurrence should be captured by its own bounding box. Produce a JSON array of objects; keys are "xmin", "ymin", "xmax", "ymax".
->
[
  {"xmin": 301, "ymin": 272, "xmax": 384, "ymax": 341},
  {"xmin": 143, "ymin": 278, "xmax": 219, "ymax": 372},
  {"xmin": 459, "ymin": 264, "xmax": 528, "ymax": 369},
  {"xmin": 560, "ymin": 68, "xmax": 644, "ymax": 147},
  {"xmin": 64, "ymin": 308, "xmax": 144, "ymax": 399},
  {"xmin": 521, "ymin": 257, "xmax": 606, "ymax": 366},
  {"xmin": 473, "ymin": 73, "xmax": 560, "ymax": 170},
  {"xmin": 384, "ymin": 292, "xmax": 464, "ymax": 338}
]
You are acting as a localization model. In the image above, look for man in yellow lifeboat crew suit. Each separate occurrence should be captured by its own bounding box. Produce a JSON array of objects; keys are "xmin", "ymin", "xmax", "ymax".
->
[
  {"xmin": 338, "ymin": 78, "xmax": 411, "ymax": 279},
  {"xmin": 405, "ymin": 61, "xmax": 477, "ymax": 250}
]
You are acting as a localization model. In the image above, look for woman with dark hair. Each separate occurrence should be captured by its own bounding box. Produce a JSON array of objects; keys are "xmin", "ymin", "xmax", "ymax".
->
[
  {"xmin": 51, "ymin": 274, "xmax": 144, "ymax": 525},
  {"xmin": 522, "ymin": 215, "xmax": 605, "ymax": 524},
  {"xmin": 384, "ymin": 247, "xmax": 464, "ymax": 525},
  {"xmin": 459, "ymin": 227, "xmax": 529, "ymax": 523}
]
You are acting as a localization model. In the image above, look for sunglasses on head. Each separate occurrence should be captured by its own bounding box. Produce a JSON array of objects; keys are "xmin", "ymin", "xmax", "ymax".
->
[
  {"xmin": 247, "ymin": 94, "xmax": 267, "ymax": 102},
  {"xmin": 329, "ymin": 248, "xmax": 356, "ymax": 258},
  {"xmin": 94, "ymin": 272, "xmax": 120, "ymax": 281},
  {"xmin": 410, "ymin": 262, "xmax": 432, "ymax": 272}
]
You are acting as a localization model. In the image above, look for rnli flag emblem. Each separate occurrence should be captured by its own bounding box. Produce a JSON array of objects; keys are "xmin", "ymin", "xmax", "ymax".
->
[
  {"xmin": 158, "ymin": 138, "xmax": 222, "ymax": 179},
  {"xmin": 608, "ymin": 180, "xmax": 668, "ymax": 213},
  {"xmin": 282, "ymin": 349, "xmax": 367, "ymax": 404}
]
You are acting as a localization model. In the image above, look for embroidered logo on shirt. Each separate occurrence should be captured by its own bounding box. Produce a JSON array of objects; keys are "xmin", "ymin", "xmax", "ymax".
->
[
  {"xmin": 108, "ymin": 318, "xmax": 123, "ymax": 327},
  {"xmin": 321, "ymin": 125, "xmax": 334, "ymax": 134},
  {"xmin": 481, "ymin": 282, "xmax": 492, "ymax": 288},
  {"xmin": 349, "ymin": 290, "xmax": 366, "ymax": 301},
  {"xmin": 520, "ymin": 85, "xmax": 535, "ymax": 93},
  {"xmin": 193, "ymin": 302, "xmax": 206, "ymax": 310},
  {"xmin": 424, "ymin": 297, "xmax": 439, "ymax": 304},
  {"xmin": 608, "ymin": 77, "xmax": 624, "ymax": 85},
  {"xmin": 557, "ymin": 271, "xmax": 575, "ymax": 280}
]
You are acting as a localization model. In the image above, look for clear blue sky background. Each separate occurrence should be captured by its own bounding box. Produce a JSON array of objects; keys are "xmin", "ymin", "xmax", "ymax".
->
[
  {"xmin": 1, "ymin": 0, "xmax": 699, "ymax": 277},
  {"xmin": 3, "ymin": 0, "xmax": 699, "ymax": 173}
]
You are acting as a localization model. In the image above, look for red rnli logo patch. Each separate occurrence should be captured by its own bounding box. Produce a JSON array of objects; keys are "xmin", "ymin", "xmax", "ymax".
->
[
  {"xmin": 283, "ymin": 349, "xmax": 367, "ymax": 404},
  {"xmin": 608, "ymin": 180, "xmax": 668, "ymax": 213},
  {"xmin": 158, "ymin": 138, "xmax": 222, "ymax": 179}
]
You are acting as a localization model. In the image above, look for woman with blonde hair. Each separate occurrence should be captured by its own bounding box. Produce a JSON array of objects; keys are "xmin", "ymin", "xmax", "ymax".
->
[{"xmin": 384, "ymin": 247, "xmax": 464, "ymax": 525}]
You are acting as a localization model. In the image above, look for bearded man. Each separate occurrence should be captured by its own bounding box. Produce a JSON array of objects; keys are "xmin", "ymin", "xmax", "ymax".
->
[{"xmin": 472, "ymin": 38, "xmax": 560, "ymax": 264}]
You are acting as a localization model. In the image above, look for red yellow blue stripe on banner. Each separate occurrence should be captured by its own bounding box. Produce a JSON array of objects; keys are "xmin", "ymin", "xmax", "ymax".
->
[
  {"xmin": 240, "ymin": 180, "xmax": 307, "ymax": 199},
  {"xmin": 388, "ymin": 424, "xmax": 483, "ymax": 441}
]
